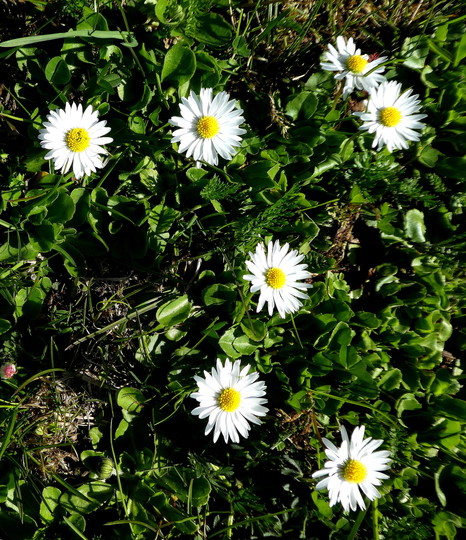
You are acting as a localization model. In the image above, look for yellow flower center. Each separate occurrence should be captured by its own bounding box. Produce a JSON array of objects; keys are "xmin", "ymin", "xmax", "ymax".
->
[
  {"xmin": 346, "ymin": 55, "xmax": 368, "ymax": 74},
  {"xmin": 217, "ymin": 387, "xmax": 241, "ymax": 412},
  {"xmin": 196, "ymin": 116, "xmax": 220, "ymax": 139},
  {"xmin": 265, "ymin": 267, "xmax": 286, "ymax": 289},
  {"xmin": 379, "ymin": 106, "xmax": 402, "ymax": 127},
  {"xmin": 341, "ymin": 459, "xmax": 367, "ymax": 483},
  {"xmin": 65, "ymin": 128, "xmax": 90, "ymax": 152}
]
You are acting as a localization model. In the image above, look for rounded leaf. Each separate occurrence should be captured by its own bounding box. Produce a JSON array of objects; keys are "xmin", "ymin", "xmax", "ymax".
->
[{"xmin": 117, "ymin": 387, "xmax": 145, "ymax": 413}]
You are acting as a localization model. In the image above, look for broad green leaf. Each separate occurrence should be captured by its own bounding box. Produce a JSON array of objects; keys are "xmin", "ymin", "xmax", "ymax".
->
[
  {"xmin": 202, "ymin": 283, "xmax": 236, "ymax": 306},
  {"xmin": 286, "ymin": 91, "xmax": 318, "ymax": 121},
  {"xmin": 117, "ymin": 387, "xmax": 145, "ymax": 413},
  {"xmin": 39, "ymin": 486, "xmax": 61, "ymax": 524},
  {"xmin": 192, "ymin": 13, "xmax": 233, "ymax": 47},
  {"xmin": 378, "ymin": 368, "xmax": 402, "ymax": 391},
  {"xmin": 45, "ymin": 56, "xmax": 71, "ymax": 85},
  {"xmin": 59, "ymin": 482, "xmax": 114, "ymax": 515},
  {"xmin": 156, "ymin": 295, "xmax": 192, "ymax": 327},
  {"xmin": 47, "ymin": 192, "xmax": 76, "ymax": 223},
  {"xmin": 436, "ymin": 157, "xmax": 466, "ymax": 180},
  {"xmin": 161, "ymin": 42, "xmax": 196, "ymax": 86},
  {"xmin": 219, "ymin": 328, "xmax": 242, "ymax": 359},
  {"xmin": 189, "ymin": 477, "xmax": 211, "ymax": 507},
  {"xmin": 0, "ymin": 319, "xmax": 11, "ymax": 335}
]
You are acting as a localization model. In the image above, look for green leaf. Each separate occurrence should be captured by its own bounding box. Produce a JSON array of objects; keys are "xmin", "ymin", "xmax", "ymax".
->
[
  {"xmin": 404, "ymin": 209, "xmax": 426, "ymax": 242},
  {"xmin": 418, "ymin": 145, "xmax": 441, "ymax": 167},
  {"xmin": 286, "ymin": 92, "xmax": 318, "ymax": 121},
  {"xmin": 45, "ymin": 56, "xmax": 71, "ymax": 85},
  {"xmin": 192, "ymin": 13, "xmax": 233, "ymax": 47},
  {"xmin": 218, "ymin": 328, "xmax": 241, "ymax": 359},
  {"xmin": 0, "ymin": 319, "xmax": 11, "ymax": 335},
  {"xmin": 240, "ymin": 319, "xmax": 267, "ymax": 342},
  {"xmin": 39, "ymin": 486, "xmax": 61, "ymax": 524},
  {"xmin": 378, "ymin": 368, "xmax": 402, "ymax": 391},
  {"xmin": 436, "ymin": 157, "xmax": 466, "ymax": 180},
  {"xmin": 401, "ymin": 36, "xmax": 429, "ymax": 69},
  {"xmin": 117, "ymin": 387, "xmax": 145, "ymax": 413},
  {"xmin": 189, "ymin": 477, "xmax": 211, "ymax": 507},
  {"xmin": 59, "ymin": 482, "xmax": 114, "ymax": 515},
  {"xmin": 161, "ymin": 43, "xmax": 196, "ymax": 86},
  {"xmin": 47, "ymin": 192, "xmax": 76, "ymax": 223},
  {"xmin": 0, "ymin": 30, "xmax": 136, "ymax": 48},
  {"xmin": 201, "ymin": 283, "xmax": 236, "ymax": 306},
  {"xmin": 454, "ymin": 33, "xmax": 466, "ymax": 66},
  {"xmin": 434, "ymin": 396, "xmax": 466, "ymax": 422},
  {"xmin": 396, "ymin": 393, "xmax": 422, "ymax": 416},
  {"xmin": 156, "ymin": 295, "xmax": 192, "ymax": 327}
]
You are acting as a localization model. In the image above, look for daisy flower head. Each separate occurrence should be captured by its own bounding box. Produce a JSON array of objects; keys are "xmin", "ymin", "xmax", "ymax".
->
[
  {"xmin": 190, "ymin": 358, "xmax": 268, "ymax": 444},
  {"xmin": 169, "ymin": 88, "xmax": 246, "ymax": 167},
  {"xmin": 312, "ymin": 425, "xmax": 392, "ymax": 512},
  {"xmin": 321, "ymin": 36, "xmax": 387, "ymax": 97},
  {"xmin": 39, "ymin": 102, "xmax": 113, "ymax": 179},
  {"xmin": 243, "ymin": 240, "xmax": 313, "ymax": 319},
  {"xmin": 1, "ymin": 362, "xmax": 16, "ymax": 379},
  {"xmin": 354, "ymin": 80, "xmax": 427, "ymax": 152}
]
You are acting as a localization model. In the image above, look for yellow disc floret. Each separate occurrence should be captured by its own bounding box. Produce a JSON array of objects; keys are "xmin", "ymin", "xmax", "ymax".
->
[
  {"xmin": 346, "ymin": 55, "xmax": 368, "ymax": 74},
  {"xmin": 65, "ymin": 128, "xmax": 91, "ymax": 152},
  {"xmin": 341, "ymin": 459, "xmax": 367, "ymax": 483},
  {"xmin": 265, "ymin": 267, "xmax": 286, "ymax": 289},
  {"xmin": 218, "ymin": 387, "xmax": 241, "ymax": 412},
  {"xmin": 196, "ymin": 116, "xmax": 220, "ymax": 139},
  {"xmin": 379, "ymin": 106, "xmax": 402, "ymax": 127}
]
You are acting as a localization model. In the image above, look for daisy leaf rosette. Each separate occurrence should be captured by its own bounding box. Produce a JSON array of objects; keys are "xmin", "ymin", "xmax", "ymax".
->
[
  {"xmin": 39, "ymin": 102, "xmax": 113, "ymax": 179},
  {"xmin": 190, "ymin": 358, "xmax": 268, "ymax": 444},
  {"xmin": 354, "ymin": 80, "xmax": 427, "ymax": 152},
  {"xmin": 169, "ymin": 88, "xmax": 246, "ymax": 167},
  {"xmin": 243, "ymin": 240, "xmax": 313, "ymax": 319},
  {"xmin": 321, "ymin": 36, "xmax": 387, "ymax": 97},
  {"xmin": 312, "ymin": 425, "xmax": 392, "ymax": 512}
]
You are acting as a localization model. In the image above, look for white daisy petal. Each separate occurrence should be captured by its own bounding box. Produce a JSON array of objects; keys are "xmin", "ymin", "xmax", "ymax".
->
[
  {"xmin": 191, "ymin": 358, "xmax": 268, "ymax": 444},
  {"xmin": 320, "ymin": 36, "xmax": 387, "ymax": 97},
  {"xmin": 355, "ymin": 80, "xmax": 426, "ymax": 152},
  {"xmin": 169, "ymin": 87, "xmax": 246, "ymax": 167},
  {"xmin": 243, "ymin": 239, "xmax": 313, "ymax": 318},
  {"xmin": 312, "ymin": 425, "xmax": 392, "ymax": 512},
  {"xmin": 39, "ymin": 102, "xmax": 113, "ymax": 179}
]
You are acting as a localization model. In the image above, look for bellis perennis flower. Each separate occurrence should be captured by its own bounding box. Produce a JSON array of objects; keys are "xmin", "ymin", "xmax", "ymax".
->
[
  {"xmin": 312, "ymin": 425, "xmax": 392, "ymax": 512},
  {"xmin": 321, "ymin": 36, "xmax": 387, "ymax": 97},
  {"xmin": 354, "ymin": 80, "xmax": 427, "ymax": 152},
  {"xmin": 39, "ymin": 102, "xmax": 113, "ymax": 179},
  {"xmin": 243, "ymin": 240, "xmax": 313, "ymax": 318},
  {"xmin": 190, "ymin": 358, "xmax": 268, "ymax": 444},
  {"xmin": 1, "ymin": 362, "xmax": 16, "ymax": 379},
  {"xmin": 169, "ymin": 88, "xmax": 246, "ymax": 167}
]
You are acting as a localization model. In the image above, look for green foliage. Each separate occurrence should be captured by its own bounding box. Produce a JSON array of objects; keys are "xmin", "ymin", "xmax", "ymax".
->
[{"xmin": 0, "ymin": 0, "xmax": 465, "ymax": 539}]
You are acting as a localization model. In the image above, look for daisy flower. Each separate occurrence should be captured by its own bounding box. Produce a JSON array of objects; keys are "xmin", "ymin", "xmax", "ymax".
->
[
  {"xmin": 243, "ymin": 240, "xmax": 313, "ymax": 319},
  {"xmin": 190, "ymin": 358, "xmax": 268, "ymax": 444},
  {"xmin": 312, "ymin": 425, "xmax": 392, "ymax": 512},
  {"xmin": 354, "ymin": 80, "xmax": 427, "ymax": 152},
  {"xmin": 1, "ymin": 362, "xmax": 16, "ymax": 379},
  {"xmin": 169, "ymin": 88, "xmax": 246, "ymax": 167},
  {"xmin": 39, "ymin": 102, "xmax": 113, "ymax": 179},
  {"xmin": 321, "ymin": 36, "xmax": 387, "ymax": 97}
]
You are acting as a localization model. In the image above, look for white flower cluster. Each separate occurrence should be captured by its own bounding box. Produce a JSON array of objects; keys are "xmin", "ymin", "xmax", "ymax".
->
[{"xmin": 321, "ymin": 36, "xmax": 427, "ymax": 152}]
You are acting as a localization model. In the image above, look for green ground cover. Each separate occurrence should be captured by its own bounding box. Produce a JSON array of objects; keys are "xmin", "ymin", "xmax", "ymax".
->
[{"xmin": 0, "ymin": 0, "xmax": 465, "ymax": 538}]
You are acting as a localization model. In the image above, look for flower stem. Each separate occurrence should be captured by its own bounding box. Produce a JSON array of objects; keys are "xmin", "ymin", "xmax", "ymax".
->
[
  {"xmin": 372, "ymin": 498, "xmax": 380, "ymax": 540},
  {"xmin": 290, "ymin": 314, "xmax": 304, "ymax": 350},
  {"xmin": 347, "ymin": 507, "xmax": 367, "ymax": 540}
]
